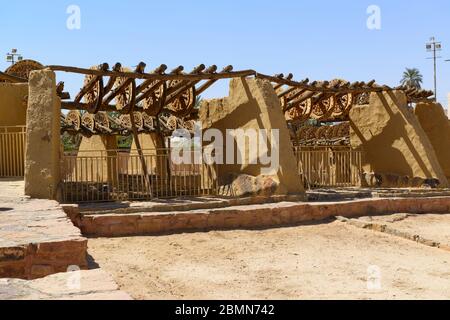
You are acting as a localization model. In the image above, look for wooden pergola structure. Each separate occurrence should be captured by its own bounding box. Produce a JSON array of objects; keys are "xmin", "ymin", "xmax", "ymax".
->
[{"xmin": 1, "ymin": 60, "xmax": 435, "ymax": 138}]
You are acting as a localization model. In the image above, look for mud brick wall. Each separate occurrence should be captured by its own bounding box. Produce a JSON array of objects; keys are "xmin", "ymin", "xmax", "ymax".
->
[
  {"xmin": 0, "ymin": 239, "xmax": 87, "ymax": 280},
  {"xmin": 77, "ymin": 197, "xmax": 450, "ymax": 237}
]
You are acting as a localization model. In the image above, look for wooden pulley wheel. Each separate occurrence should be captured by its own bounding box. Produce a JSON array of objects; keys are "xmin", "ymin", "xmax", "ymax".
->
[
  {"xmin": 142, "ymin": 80, "xmax": 167, "ymax": 117},
  {"xmin": 4, "ymin": 59, "xmax": 44, "ymax": 80},
  {"xmin": 166, "ymin": 80, "xmax": 196, "ymax": 117},
  {"xmin": 142, "ymin": 112, "xmax": 156, "ymax": 131},
  {"xmin": 311, "ymin": 96, "xmax": 335, "ymax": 120},
  {"xmin": 82, "ymin": 66, "xmax": 104, "ymax": 114},
  {"xmin": 65, "ymin": 111, "xmax": 81, "ymax": 131},
  {"xmin": 286, "ymin": 98, "xmax": 312, "ymax": 121},
  {"xmin": 133, "ymin": 112, "xmax": 144, "ymax": 131},
  {"xmin": 119, "ymin": 114, "xmax": 132, "ymax": 130},
  {"xmin": 94, "ymin": 112, "xmax": 109, "ymax": 128},
  {"xmin": 81, "ymin": 113, "xmax": 95, "ymax": 132},
  {"xmin": 166, "ymin": 115, "xmax": 178, "ymax": 131},
  {"xmin": 114, "ymin": 67, "xmax": 134, "ymax": 113}
]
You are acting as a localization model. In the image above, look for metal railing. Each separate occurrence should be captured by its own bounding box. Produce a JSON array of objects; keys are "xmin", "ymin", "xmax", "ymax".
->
[
  {"xmin": 61, "ymin": 148, "xmax": 219, "ymax": 203},
  {"xmin": 0, "ymin": 126, "xmax": 26, "ymax": 178},
  {"xmin": 295, "ymin": 147, "xmax": 363, "ymax": 188}
]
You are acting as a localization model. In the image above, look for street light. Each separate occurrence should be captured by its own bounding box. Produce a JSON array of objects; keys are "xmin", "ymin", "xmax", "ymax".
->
[
  {"xmin": 6, "ymin": 49, "xmax": 23, "ymax": 65},
  {"xmin": 426, "ymin": 37, "xmax": 442, "ymax": 101}
]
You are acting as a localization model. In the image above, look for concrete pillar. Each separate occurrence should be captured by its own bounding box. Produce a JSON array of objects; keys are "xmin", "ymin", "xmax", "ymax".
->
[
  {"xmin": 24, "ymin": 70, "xmax": 61, "ymax": 199},
  {"xmin": 350, "ymin": 90, "xmax": 448, "ymax": 187}
]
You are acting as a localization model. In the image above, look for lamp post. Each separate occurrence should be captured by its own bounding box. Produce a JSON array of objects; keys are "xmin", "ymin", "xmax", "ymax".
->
[
  {"xmin": 6, "ymin": 49, "xmax": 23, "ymax": 65},
  {"xmin": 426, "ymin": 37, "xmax": 442, "ymax": 101}
]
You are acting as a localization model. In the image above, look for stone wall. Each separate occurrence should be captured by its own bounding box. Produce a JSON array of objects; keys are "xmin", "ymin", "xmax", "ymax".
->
[
  {"xmin": 415, "ymin": 102, "xmax": 450, "ymax": 181},
  {"xmin": 0, "ymin": 82, "xmax": 28, "ymax": 127},
  {"xmin": 77, "ymin": 196, "xmax": 450, "ymax": 237},
  {"xmin": 199, "ymin": 77, "xmax": 304, "ymax": 196},
  {"xmin": 0, "ymin": 190, "xmax": 88, "ymax": 280},
  {"xmin": 350, "ymin": 91, "xmax": 448, "ymax": 187}
]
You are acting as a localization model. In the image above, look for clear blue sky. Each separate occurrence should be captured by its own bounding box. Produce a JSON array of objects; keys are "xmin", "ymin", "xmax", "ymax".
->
[{"xmin": 1, "ymin": 0, "xmax": 449, "ymax": 105}]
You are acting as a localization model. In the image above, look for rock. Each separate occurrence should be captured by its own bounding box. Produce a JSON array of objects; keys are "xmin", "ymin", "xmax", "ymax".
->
[
  {"xmin": 398, "ymin": 176, "xmax": 410, "ymax": 188},
  {"xmin": 380, "ymin": 173, "xmax": 400, "ymax": 188},
  {"xmin": 423, "ymin": 178, "xmax": 440, "ymax": 189},
  {"xmin": 410, "ymin": 177, "xmax": 426, "ymax": 188},
  {"xmin": 219, "ymin": 174, "xmax": 278, "ymax": 197},
  {"xmin": 361, "ymin": 172, "xmax": 382, "ymax": 188}
]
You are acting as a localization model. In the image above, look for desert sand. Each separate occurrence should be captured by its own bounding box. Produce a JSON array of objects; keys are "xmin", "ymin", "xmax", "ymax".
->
[{"xmin": 88, "ymin": 215, "xmax": 450, "ymax": 300}]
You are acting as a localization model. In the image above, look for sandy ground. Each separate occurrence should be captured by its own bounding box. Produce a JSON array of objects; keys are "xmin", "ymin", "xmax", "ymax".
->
[{"xmin": 88, "ymin": 218, "xmax": 450, "ymax": 300}]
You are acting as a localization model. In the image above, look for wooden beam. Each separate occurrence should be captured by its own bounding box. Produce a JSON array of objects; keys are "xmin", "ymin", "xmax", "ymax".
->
[
  {"xmin": 196, "ymin": 65, "xmax": 232, "ymax": 95},
  {"xmin": 47, "ymin": 65, "xmax": 255, "ymax": 81},
  {"xmin": 0, "ymin": 71, "xmax": 28, "ymax": 83}
]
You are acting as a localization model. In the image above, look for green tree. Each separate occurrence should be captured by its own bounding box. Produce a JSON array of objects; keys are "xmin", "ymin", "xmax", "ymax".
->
[
  {"xmin": 195, "ymin": 95, "xmax": 203, "ymax": 109},
  {"xmin": 400, "ymin": 68, "xmax": 423, "ymax": 89}
]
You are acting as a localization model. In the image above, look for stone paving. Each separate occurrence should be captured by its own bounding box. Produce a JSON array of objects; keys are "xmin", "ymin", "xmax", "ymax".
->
[
  {"xmin": 0, "ymin": 179, "xmax": 131, "ymax": 300},
  {"xmin": 0, "ymin": 269, "xmax": 132, "ymax": 300},
  {"xmin": 0, "ymin": 179, "xmax": 87, "ymax": 279}
]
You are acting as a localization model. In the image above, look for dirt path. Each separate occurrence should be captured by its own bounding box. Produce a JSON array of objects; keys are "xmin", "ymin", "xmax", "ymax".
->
[{"xmin": 88, "ymin": 219, "xmax": 450, "ymax": 300}]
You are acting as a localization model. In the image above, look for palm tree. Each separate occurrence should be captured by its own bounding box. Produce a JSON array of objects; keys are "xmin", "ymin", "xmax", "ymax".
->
[
  {"xmin": 400, "ymin": 68, "xmax": 423, "ymax": 89},
  {"xmin": 194, "ymin": 95, "xmax": 203, "ymax": 109}
]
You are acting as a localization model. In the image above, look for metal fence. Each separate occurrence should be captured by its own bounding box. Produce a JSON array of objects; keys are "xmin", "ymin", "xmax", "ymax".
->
[
  {"xmin": 61, "ymin": 149, "xmax": 219, "ymax": 203},
  {"xmin": 0, "ymin": 126, "xmax": 26, "ymax": 178},
  {"xmin": 295, "ymin": 147, "xmax": 363, "ymax": 188}
]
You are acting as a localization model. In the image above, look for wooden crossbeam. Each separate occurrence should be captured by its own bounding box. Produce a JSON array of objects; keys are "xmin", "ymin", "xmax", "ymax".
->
[
  {"xmin": 55, "ymin": 62, "xmax": 436, "ymax": 120},
  {"xmin": 0, "ymin": 71, "xmax": 28, "ymax": 83},
  {"xmin": 48, "ymin": 64, "xmax": 254, "ymax": 81},
  {"xmin": 196, "ymin": 65, "xmax": 231, "ymax": 95}
]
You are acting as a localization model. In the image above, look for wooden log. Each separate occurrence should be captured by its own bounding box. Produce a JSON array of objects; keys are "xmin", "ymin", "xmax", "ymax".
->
[
  {"xmin": 284, "ymin": 91, "xmax": 316, "ymax": 112},
  {"xmin": 169, "ymin": 66, "xmax": 183, "ymax": 75},
  {"xmin": 47, "ymin": 64, "xmax": 255, "ymax": 81},
  {"xmin": 196, "ymin": 65, "xmax": 232, "ymax": 95},
  {"xmin": 278, "ymin": 86, "xmax": 297, "ymax": 98},
  {"xmin": 284, "ymin": 88, "xmax": 308, "ymax": 103},
  {"xmin": 74, "ymin": 63, "xmax": 109, "ymax": 104},
  {"xmin": 256, "ymin": 72, "xmax": 388, "ymax": 94},
  {"xmin": 102, "ymin": 64, "xmax": 142, "ymax": 106},
  {"xmin": 0, "ymin": 71, "xmax": 28, "ymax": 83},
  {"xmin": 103, "ymin": 63, "xmax": 122, "ymax": 93}
]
